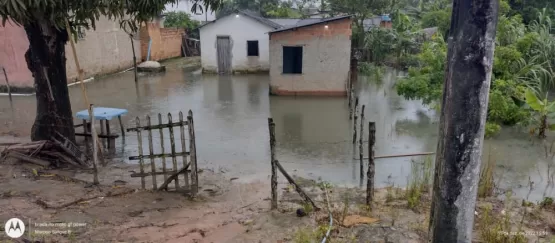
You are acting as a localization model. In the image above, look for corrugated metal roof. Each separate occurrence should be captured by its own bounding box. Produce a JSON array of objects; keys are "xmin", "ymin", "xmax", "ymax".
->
[{"xmin": 268, "ymin": 15, "xmax": 352, "ymax": 34}]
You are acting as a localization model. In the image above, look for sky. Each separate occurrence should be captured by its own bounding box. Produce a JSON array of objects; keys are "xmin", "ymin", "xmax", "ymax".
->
[{"xmin": 164, "ymin": 1, "xmax": 216, "ymax": 22}]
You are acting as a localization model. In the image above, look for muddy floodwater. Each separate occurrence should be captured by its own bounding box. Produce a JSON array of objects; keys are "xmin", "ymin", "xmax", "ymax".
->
[{"xmin": 1, "ymin": 65, "xmax": 554, "ymax": 202}]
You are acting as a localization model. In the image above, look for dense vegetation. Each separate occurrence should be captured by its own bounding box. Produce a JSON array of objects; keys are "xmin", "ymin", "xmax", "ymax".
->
[
  {"xmin": 379, "ymin": 0, "xmax": 555, "ymax": 138},
  {"xmin": 163, "ymin": 11, "xmax": 201, "ymax": 38}
]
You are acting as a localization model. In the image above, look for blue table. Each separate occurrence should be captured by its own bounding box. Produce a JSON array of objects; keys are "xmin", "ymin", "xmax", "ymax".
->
[{"xmin": 75, "ymin": 107, "xmax": 128, "ymax": 149}]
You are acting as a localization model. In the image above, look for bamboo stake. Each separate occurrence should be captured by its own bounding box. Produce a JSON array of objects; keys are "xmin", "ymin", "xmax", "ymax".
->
[
  {"xmin": 366, "ymin": 122, "xmax": 375, "ymax": 205},
  {"xmin": 65, "ymin": 19, "xmax": 104, "ymax": 155},
  {"xmin": 89, "ymin": 105, "xmax": 99, "ymax": 185},
  {"xmin": 130, "ymin": 34, "xmax": 138, "ymax": 83},
  {"xmin": 179, "ymin": 112, "xmax": 189, "ymax": 189},
  {"xmin": 158, "ymin": 114, "xmax": 168, "ymax": 182},
  {"xmin": 274, "ymin": 159, "xmax": 319, "ymax": 211},
  {"xmin": 359, "ymin": 105, "xmax": 365, "ymax": 180},
  {"xmin": 147, "ymin": 115, "xmax": 157, "ymax": 189},
  {"xmin": 135, "ymin": 117, "xmax": 145, "ymax": 189},
  {"xmin": 268, "ymin": 118, "xmax": 278, "ymax": 209},
  {"xmin": 187, "ymin": 110, "xmax": 198, "ymax": 194},
  {"xmin": 352, "ymin": 97, "xmax": 359, "ymax": 144},
  {"xmin": 2, "ymin": 67, "xmax": 12, "ymax": 101},
  {"xmin": 168, "ymin": 113, "xmax": 180, "ymax": 189}
]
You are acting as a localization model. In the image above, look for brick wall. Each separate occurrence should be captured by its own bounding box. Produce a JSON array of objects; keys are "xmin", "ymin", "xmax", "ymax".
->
[
  {"xmin": 269, "ymin": 18, "xmax": 352, "ymax": 96},
  {"xmin": 140, "ymin": 22, "xmax": 185, "ymax": 61}
]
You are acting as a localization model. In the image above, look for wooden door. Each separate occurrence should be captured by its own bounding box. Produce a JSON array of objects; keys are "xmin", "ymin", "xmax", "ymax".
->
[{"xmin": 216, "ymin": 36, "xmax": 232, "ymax": 74}]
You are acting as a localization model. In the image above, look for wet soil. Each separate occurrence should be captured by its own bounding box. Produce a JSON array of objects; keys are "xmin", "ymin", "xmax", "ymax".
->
[{"xmin": 1, "ymin": 156, "xmax": 553, "ymax": 243}]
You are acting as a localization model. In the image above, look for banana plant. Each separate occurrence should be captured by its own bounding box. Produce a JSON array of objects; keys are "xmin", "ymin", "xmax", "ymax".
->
[{"xmin": 525, "ymin": 88, "xmax": 555, "ymax": 138}]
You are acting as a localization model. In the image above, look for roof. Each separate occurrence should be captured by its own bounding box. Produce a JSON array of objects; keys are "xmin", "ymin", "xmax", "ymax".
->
[
  {"xmin": 198, "ymin": 10, "xmax": 282, "ymax": 30},
  {"xmin": 268, "ymin": 15, "xmax": 352, "ymax": 34},
  {"xmin": 268, "ymin": 18, "xmax": 322, "ymax": 28}
]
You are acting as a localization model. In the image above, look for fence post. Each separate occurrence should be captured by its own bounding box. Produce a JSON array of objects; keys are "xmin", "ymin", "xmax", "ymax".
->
[
  {"xmin": 135, "ymin": 117, "xmax": 146, "ymax": 189},
  {"xmin": 359, "ymin": 105, "xmax": 365, "ymax": 179},
  {"xmin": 187, "ymin": 110, "xmax": 198, "ymax": 195},
  {"xmin": 268, "ymin": 118, "xmax": 278, "ymax": 209},
  {"xmin": 366, "ymin": 122, "xmax": 375, "ymax": 205},
  {"xmin": 89, "ymin": 104, "xmax": 99, "ymax": 185},
  {"xmin": 146, "ymin": 115, "xmax": 157, "ymax": 189},
  {"xmin": 168, "ymin": 113, "xmax": 180, "ymax": 189},
  {"xmin": 352, "ymin": 97, "xmax": 359, "ymax": 144}
]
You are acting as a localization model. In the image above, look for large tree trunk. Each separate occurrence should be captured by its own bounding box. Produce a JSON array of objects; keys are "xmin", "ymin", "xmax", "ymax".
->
[
  {"xmin": 428, "ymin": 0, "xmax": 499, "ymax": 242},
  {"xmin": 24, "ymin": 20, "xmax": 75, "ymax": 142}
]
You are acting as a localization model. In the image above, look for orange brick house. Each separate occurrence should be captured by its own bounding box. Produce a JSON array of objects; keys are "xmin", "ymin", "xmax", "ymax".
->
[{"xmin": 268, "ymin": 16, "xmax": 353, "ymax": 96}]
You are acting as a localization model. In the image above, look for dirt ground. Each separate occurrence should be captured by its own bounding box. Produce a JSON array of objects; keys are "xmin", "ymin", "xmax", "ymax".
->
[{"xmin": 1, "ymin": 146, "xmax": 555, "ymax": 242}]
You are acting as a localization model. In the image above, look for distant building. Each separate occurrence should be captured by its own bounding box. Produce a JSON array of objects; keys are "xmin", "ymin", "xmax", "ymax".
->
[{"xmin": 268, "ymin": 16, "xmax": 353, "ymax": 96}]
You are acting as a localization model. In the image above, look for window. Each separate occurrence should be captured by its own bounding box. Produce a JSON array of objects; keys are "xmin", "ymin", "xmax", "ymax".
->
[
  {"xmin": 247, "ymin": 40, "xmax": 259, "ymax": 56},
  {"xmin": 282, "ymin": 46, "xmax": 303, "ymax": 74}
]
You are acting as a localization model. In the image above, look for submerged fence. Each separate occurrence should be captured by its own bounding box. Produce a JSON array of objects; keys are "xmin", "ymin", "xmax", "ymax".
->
[{"xmin": 127, "ymin": 110, "xmax": 198, "ymax": 195}]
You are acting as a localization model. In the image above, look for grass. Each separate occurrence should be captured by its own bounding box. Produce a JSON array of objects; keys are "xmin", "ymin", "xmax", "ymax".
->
[
  {"xmin": 293, "ymin": 225, "xmax": 334, "ymax": 243},
  {"xmin": 478, "ymin": 150, "xmax": 496, "ymax": 198},
  {"xmin": 406, "ymin": 156, "xmax": 434, "ymax": 210},
  {"xmin": 479, "ymin": 204, "xmax": 527, "ymax": 243}
]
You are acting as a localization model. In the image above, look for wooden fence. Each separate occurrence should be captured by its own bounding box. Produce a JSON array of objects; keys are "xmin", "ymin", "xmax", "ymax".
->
[{"xmin": 127, "ymin": 110, "xmax": 198, "ymax": 195}]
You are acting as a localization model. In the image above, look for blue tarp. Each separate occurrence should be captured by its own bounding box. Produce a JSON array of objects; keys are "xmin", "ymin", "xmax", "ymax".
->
[{"xmin": 76, "ymin": 107, "xmax": 128, "ymax": 121}]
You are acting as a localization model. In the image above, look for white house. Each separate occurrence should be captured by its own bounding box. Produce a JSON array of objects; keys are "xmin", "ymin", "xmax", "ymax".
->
[{"xmin": 199, "ymin": 10, "xmax": 282, "ymax": 73}]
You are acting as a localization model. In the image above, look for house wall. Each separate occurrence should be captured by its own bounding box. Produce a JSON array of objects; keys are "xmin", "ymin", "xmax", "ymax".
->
[
  {"xmin": 269, "ymin": 18, "xmax": 352, "ymax": 96},
  {"xmin": 0, "ymin": 16, "xmax": 141, "ymax": 88},
  {"xmin": 199, "ymin": 14, "xmax": 273, "ymax": 73},
  {"xmin": 140, "ymin": 22, "xmax": 185, "ymax": 61}
]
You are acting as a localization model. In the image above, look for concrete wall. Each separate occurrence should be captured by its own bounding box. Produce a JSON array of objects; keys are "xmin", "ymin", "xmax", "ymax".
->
[
  {"xmin": 0, "ymin": 21, "xmax": 34, "ymax": 88},
  {"xmin": 66, "ymin": 16, "xmax": 142, "ymax": 83},
  {"xmin": 199, "ymin": 14, "xmax": 273, "ymax": 73},
  {"xmin": 269, "ymin": 18, "xmax": 352, "ymax": 96},
  {"xmin": 0, "ymin": 16, "xmax": 141, "ymax": 88},
  {"xmin": 140, "ymin": 22, "xmax": 185, "ymax": 61}
]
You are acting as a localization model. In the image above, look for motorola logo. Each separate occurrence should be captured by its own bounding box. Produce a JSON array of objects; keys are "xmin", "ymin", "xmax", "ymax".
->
[{"xmin": 4, "ymin": 218, "xmax": 25, "ymax": 238}]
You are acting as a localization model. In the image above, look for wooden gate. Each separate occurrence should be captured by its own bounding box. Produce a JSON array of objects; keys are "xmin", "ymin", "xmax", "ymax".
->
[
  {"xmin": 216, "ymin": 36, "xmax": 232, "ymax": 74},
  {"xmin": 127, "ymin": 110, "xmax": 198, "ymax": 195}
]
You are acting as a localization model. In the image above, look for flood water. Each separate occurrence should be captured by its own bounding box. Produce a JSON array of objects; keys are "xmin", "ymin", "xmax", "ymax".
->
[{"xmin": 1, "ymin": 64, "xmax": 554, "ymax": 202}]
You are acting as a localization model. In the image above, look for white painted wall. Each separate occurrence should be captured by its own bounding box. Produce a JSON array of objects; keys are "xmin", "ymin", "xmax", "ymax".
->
[
  {"xmin": 199, "ymin": 13, "xmax": 273, "ymax": 72},
  {"xmin": 164, "ymin": 1, "xmax": 215, "ymax": 22}
]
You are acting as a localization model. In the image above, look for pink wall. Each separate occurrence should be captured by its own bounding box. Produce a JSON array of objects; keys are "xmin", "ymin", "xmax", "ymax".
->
[{"xmin": 0, "ymin": 21, "xmax": 33, "ymax": 87}]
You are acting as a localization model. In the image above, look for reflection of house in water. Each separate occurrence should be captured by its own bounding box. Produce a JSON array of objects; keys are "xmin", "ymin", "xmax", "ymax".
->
[
  {"xmin": 217, "ymin": 75, "xmax": 234, "ymax": 102},
  {"xmin": 247, "ymin": 79, "xmax": 261, "ymax": 107},
  {"xmin": 270, "ymin": 97, "xmax": 350, "ymax": 145}
]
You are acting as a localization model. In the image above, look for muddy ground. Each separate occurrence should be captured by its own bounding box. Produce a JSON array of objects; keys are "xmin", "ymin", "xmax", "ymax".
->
[{"xmin": 1, "ymin": 150, "xmax": 555, "ymax": 242}]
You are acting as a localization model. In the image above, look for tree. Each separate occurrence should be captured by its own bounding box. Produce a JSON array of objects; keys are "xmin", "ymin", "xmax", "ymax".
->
[
  {"xmin": 0, "ymin": 0, "xmax": 221, "ymax": 142},
  {"xmin": 428, "ymin": 0, "xmax": 499, "ymax": 242},
  {"xmin": 164, "ymin": 11, "xmax": 200, "ymax": 30},
  {"xmin": 164, "ymin": 11, "xmax": 201, "ymax": 38},
  {"xmin": 328, "ymin": 0, "xmax": 391, "ymax": 47}
]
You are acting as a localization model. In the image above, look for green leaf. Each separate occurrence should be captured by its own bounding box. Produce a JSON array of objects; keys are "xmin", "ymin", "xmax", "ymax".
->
[
  {"xmin": 549, "ymin": 124, "xmax": 555, "ymax": 131},
  {"xmin": 525, "ymin": 89, "xmax": 544, "ymax": 111}
]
